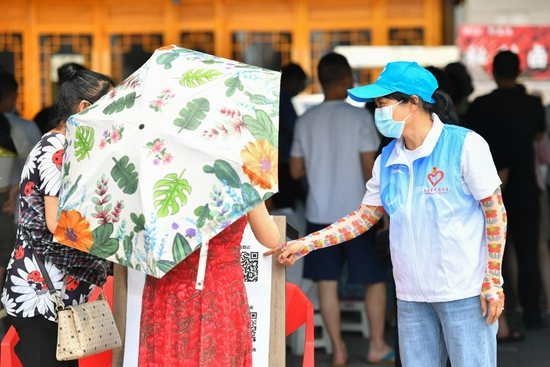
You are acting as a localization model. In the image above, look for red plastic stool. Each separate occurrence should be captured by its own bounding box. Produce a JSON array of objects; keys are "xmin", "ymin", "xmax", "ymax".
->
[{"xmin": 1, "ymin": 325, "xmax": 22, "ymax": 367}]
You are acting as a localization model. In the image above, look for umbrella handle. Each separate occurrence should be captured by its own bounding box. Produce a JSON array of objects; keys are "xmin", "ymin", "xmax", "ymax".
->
[{"xmin": 195, "ymin": 240, "xmax": 210, "ymax": 290}]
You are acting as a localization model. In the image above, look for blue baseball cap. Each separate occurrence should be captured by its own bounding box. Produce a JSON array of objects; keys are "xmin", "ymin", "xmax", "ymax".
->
[{"xmin": 348, "ymin": 61, "xmax": 438, "ymax": 103}]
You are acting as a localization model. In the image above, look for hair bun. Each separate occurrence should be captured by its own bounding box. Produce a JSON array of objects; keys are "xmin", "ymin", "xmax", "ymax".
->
[{"xmin": 57, "ymin": 62, "xmax": 87, "ymax": 85}]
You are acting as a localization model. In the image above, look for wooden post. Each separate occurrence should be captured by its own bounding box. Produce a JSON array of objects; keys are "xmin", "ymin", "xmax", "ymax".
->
[
  {"xmin": 269, "ymin": 216, "xmax": 287, "ymax": 366},
  {"xmin": 112, "ymin": 264, "xmax": 128, "ymax": 367}
]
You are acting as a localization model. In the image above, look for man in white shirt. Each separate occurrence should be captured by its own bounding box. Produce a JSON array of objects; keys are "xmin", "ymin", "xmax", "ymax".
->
[{"xmin": 290, "ymin": 53, "xmax": 394, "ymax": 365}]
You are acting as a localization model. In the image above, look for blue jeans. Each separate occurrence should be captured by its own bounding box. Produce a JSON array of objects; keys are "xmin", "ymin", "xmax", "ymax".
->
[{"xmin": 397, "ymin": 296, "xmax": 497, "ymax": 367}]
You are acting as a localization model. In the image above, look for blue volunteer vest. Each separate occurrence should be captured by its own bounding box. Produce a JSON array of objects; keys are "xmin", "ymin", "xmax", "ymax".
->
[{"xmin": 379, "ymin": 124, "xmax": 486, "ymax": 302}]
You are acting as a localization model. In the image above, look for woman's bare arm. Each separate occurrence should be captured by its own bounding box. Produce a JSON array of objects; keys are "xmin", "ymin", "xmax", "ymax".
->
[
  {"xmin": 247, "ymin": 201, "xmax": 280, "ymax": 249},
  {"xmin": 44, "ymin": 196, "xmax": 59, "ymax": 234}
]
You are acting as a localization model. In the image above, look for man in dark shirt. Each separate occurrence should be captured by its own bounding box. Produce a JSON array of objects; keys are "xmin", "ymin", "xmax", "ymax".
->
[
  {"xmin": 269, "ymin": 63, "xmax": 307, "ymax": 210},
  {"xmin": 467, "ymin": 50, "xmax": 547, "ymax": 330}
]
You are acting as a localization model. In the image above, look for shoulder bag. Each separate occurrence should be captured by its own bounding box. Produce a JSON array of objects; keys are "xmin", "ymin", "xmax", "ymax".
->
[{"xmin": 31, "ymin": 246, "xmax": 122, "ymax": 361}]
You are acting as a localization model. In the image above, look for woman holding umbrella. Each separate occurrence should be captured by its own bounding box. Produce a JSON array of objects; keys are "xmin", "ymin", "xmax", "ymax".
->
[
  {"xmin": 266, "ymin": 61, "xmax": 506, "ymax": 367},
  {"xmin": 138, "ymin": 201, "xmax": 280, "ymax": 366},
  {"xmin": 1, "ymin": 66, "xmax": 115, "ymax": 367}
]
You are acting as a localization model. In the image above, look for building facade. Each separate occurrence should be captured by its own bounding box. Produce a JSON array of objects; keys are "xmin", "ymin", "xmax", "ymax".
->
[{"xmin": 1, "ymin": 0, "xmax": 451, "ymax": 119}]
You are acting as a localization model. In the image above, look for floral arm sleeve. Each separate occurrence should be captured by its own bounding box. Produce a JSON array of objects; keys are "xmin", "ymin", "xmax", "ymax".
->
[
  {"xmin": 480, "ymin": 187, "xmax": 507, "ymax": 302},
  {"xmin": 282, "ymin": 204, "xmax": 385, "ymax": 258}
]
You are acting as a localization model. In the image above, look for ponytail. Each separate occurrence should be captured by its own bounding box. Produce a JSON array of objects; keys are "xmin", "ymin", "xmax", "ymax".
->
[{"xmin": 421, "ymin": 90, "xmax": 460, "ymax": 125}]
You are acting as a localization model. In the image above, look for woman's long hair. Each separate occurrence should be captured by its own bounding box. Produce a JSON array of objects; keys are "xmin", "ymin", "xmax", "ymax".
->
[{"xmin": 51, "ymin": 68, "xmax": 114, "ymax": 129}]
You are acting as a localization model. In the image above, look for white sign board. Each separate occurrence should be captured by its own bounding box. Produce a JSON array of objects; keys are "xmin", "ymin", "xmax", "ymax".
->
[{"xmin": 334, "ymin": 45, "xmax": 460, "ymax": 68}]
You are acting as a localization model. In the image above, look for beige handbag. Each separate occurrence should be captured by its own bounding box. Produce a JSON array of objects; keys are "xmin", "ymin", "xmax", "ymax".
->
[
  {"xmin": 31, "ymin": 247, "xmax": 121, "ymax": 361},
  {"xmin": 56, "ymin": 291, "xmax": 122, "ymax": 361}
]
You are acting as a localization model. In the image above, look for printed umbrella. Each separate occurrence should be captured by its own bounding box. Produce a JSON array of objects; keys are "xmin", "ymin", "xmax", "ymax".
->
[{"xmin": 55, "ymin": 45, "xmax": 281, "ymax": 278}]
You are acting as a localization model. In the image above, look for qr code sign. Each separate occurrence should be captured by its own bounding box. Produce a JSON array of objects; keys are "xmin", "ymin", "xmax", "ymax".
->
[
  {"xmin": 250, "ymin": 311, "xmax": 258, "ymax": 342},
  {"xmin": 241, "ymin": 251, "xmax": 259, "ymax": 282}
]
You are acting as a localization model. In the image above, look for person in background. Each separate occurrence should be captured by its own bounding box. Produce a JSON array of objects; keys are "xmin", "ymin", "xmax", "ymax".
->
[
  {"xmin": 0, "ymin": 72, "xmax": 35, "ymax": 325},
  {"xmin": 268, "ymin": 62, "xmax": 307, "ymax": 212},
  {"xmin": 444, "ymin": 62, "xmax": 474, "ymax": 121},
  {"xmin": 532, "ymin": 91, "xmax": 550, "ymax": 326},
  {"xmin": 0, "ymin": 112, "xmax": 31, "ymax": 331},
  {"xmin": 289, "ymin": 52, "xmax": 393, "ymax": 366},
  {"xmin": 268, "ymin": 61, "xmax": 506, "ymax": 367},
  {"xmin": 0, "ymin": 72, "xmax": 43, "ymax": 243},
  {"xmin": 1, "ymin": 68, "xmax": 114, "ymax": 367},
  {"xmin": 543, "ymin": 101, "xmax": 550, "ymax": 322},
  {"xmin": 467, "ymin": 50, "xmax": 547, "ymax": 331},
  {"xmin": 0, "ymin": 72, "xmax": 42, "ymax": 144}
]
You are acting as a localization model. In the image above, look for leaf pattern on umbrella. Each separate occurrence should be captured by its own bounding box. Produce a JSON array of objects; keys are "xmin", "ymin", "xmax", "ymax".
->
[
  {"xmin": 111, "ymin": 156, "xmax": 139, "ymax": 194},
  {"xmin": 130, "ymin": 213, "xmax": 146, "ymax": 232},
  {"xmin": 241, "ymin": 182, "xmax": 261, "ymax": 204},
  {"xmin": 242, "ymin": 110, "xmax": 278, "ymax": 148},
  {"xmin": 225, "ymin": 76, "xmax": 244, "ymax": 97},
  {"xmin": 179, "ymin": 69, "xmax": 223, "ymax": 88},
  {"xmin": 74, "ymin": 126, "xmax": 94, "ymax": 161},
  {"xmin": 203, "ymin": 160, "xmax": 242, "ymax": 189},
  {"xmin": 103, "ymin": 92, "xmax": 140, "ymax": 115},
  {"xmin": 153, "ymin": 171, "xmax": 192, "ymax": 218},
  {"xmin": 156, "ymin": 51, "xmax": 181, "ymax": 70},
  {"xmin": 90, "ymin": 223, "xmax": 119, "ymax": 257},
  {"xmin": 173, "ymin": 98, "xmax": 209, "ymax": 133},
  {"xmin": 155, "ymin": 233, "xmax": 194, "ymax": 273}
]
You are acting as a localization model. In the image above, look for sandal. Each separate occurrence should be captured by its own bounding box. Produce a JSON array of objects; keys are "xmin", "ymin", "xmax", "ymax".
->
[{"xmin": 367, "ymin": 350, "xmax": 396, "ymax": 365}]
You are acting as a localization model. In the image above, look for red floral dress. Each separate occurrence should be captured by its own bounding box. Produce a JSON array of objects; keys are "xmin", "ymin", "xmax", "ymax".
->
[{"xmin": 139, "ymin": 216, "xmax": 252, "ymax": 367}]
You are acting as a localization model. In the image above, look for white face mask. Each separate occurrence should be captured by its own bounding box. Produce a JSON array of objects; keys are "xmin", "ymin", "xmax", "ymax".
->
[{"xmin": 374, "ymin": 100, "xmax": 412, "ymax": 139}]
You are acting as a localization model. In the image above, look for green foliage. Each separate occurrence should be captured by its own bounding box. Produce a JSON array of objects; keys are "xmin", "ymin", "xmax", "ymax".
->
[
  {"xmin": 156, "ymin": 52, "xmax": 180, "ymax": 70},
  {"xmin": 90, "ymin": 223, "xmax": 119, "ymax": 257},
  {"xmin": 241, "ymin": 182, "xmax": 261, "ymax": 204},
  {"xmin": 242, "ymin": 110, "xmax": 278, "ymax": 148},
  {"xmin": 123, "ymin": 232, "xmax": 134, "ymax": 260},
  {"xmin": 172, "ymin": 233, "xmax": 193, "ymax": 263},
  {"xmin": 63, "ymin": 161, "xmax": 71, "ymax": 176},
  {"xmin": 103, "ymin": 92, "xmax": 140, "ymax": 115},
  {"xmin": 224, "ymin": 77, "xmax": 244, "ymax": 97},
  {"xmin": 203, "ymin": 160, "xmax": 241, "ymax": 189},
  {"xmin": 111, "ymin": 156, "xmax": 139, "ymax": 195},
  {"xmin": 74, "ymin": 126, "xmax": 95, "ymax": 162},
  {"xmin": 156, "ymin": 259, "xmax": 176, "ymax": 273},
  {"xmin": 153, "ymin": 171, "xmax": 192, "ymax": 217},
  {"xmin": 173, "ymin": 98, "xmax": 210, "ymax": 133},
  {"xmin": 194, "ymin": 204, "xmax": 212, "ymax": 228},
  {"xmin": 130, "ymin": 213, "xmax": 146, "ymax": 232},
  {"xmin": 178, "ymin": 68, "xmax": 223, "ymax": 88},
  {"xmin": 244, "ymin": 91, "xmax": 271, "ymax": 104},
  {"xmin": 59, "ymin": 174, "xmax": 81, "ymax": 209}
]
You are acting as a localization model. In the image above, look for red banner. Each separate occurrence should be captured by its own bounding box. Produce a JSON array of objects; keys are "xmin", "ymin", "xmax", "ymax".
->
[{"xmin": 458, "ymin": 25, "xmax": 550, "ymax": 80}]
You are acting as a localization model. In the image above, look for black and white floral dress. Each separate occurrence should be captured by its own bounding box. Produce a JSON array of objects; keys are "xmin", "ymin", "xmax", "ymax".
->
[{"xmin": 1, "ymin": 132, "xmax": 94, "ymax": 322}]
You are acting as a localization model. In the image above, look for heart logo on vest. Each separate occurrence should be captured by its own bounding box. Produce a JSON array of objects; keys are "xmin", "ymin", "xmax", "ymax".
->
[{"xmin": 427, "ymin": 167, "xmax": 444, "ymax": 186}]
